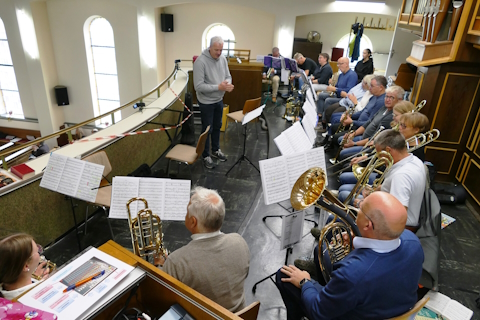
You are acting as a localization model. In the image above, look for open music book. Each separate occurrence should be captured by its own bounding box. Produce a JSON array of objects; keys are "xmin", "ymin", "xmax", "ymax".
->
[
  {"xmin": 40, "ymin": 153, "xmax": 104, "ymax": 202},
  {"xmin": 109, "ymin": 176, "xmax": 190, "ymax": 221},
  {"xmin": 259, "ymin": 147, "xmax": 327, "ymax": 205},
  {"xmin": 274, "ymin": 121, "xmax": 313, "ymax": 155},
  {"xmin": 424, "ymin": 291, "xmax": 473, "ymax": 320}
]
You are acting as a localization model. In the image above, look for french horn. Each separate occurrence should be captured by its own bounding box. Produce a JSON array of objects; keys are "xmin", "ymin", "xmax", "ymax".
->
[{"xmin": 291, "ymin": 167, "xmax": 361, "ymax": 282}]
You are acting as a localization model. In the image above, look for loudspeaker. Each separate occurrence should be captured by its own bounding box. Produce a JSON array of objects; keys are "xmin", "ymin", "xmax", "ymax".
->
[
  {"xmin": 54, "ymin": 86, "xmax": 69, "ymax": 106},
  {"xmin": 161, "ymin": 14, "xmax": 173, "ymax": 32}
]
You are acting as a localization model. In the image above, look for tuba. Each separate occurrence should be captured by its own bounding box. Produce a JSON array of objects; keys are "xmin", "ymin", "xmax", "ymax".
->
[
  {"xmin": 126, "ymin": 197, "xmax": 168, "ymax": 260},
  {"xmin": 291, "ymin": 167, "xmax": 361, "ymax": 282}
]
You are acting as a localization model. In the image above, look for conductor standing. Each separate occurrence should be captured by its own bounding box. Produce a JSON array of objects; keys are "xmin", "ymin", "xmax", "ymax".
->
[{"xmin": 193, "ymin": 36, "xmax": 234, "ymax": 169}]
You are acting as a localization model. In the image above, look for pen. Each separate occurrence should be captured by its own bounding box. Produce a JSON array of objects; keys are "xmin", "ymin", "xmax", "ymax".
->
[{"xmin": 63, "ymin": 270, "xmax": 105, "ymax": 293}]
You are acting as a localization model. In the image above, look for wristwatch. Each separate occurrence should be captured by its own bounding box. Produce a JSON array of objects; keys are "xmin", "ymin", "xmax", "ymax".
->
[
  {"xmin": 299, "ymin": 278, "xmax": 310, "ymax": 287},
  {"xmin": 353, "ymin": 141, "xmax": 357, "ymax": 146}
]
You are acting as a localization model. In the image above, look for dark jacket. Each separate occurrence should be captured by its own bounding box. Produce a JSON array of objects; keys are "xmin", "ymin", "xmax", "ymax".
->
[
  {"xmin": 354, "ymin": 59, "xmax": 374, "ymax": 83},
  {"xmin": 311, "ymin": 63, "xmax": 333, "ymax": 85}
]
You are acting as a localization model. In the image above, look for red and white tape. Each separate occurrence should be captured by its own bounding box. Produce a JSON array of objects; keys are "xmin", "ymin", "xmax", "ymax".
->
[{"xmin": 77, "ymin": 88, "xmax": 192, "ymax": 143}]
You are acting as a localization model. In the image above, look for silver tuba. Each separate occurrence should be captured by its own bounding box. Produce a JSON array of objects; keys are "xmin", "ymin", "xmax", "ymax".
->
[{"xmin": 126, "ymin": 197, "xmax": 168, "ymax": 260}]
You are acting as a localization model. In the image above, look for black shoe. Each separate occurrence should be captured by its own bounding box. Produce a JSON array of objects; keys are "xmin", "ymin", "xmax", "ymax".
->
[{"xmin": 324, "ymin": 142, "xmax": 334, "ymax": 151}]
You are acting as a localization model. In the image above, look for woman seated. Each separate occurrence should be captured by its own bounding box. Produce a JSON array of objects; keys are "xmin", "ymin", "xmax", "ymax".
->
[
  {"xmin": 398, "ymin": 112, "xmax": 430, "ymax": 162},
  {"xmin": 0, "ymin": 233, "xmax": 50, "ymax": 300},
  {"xmin": 337, "ymin": 101, "xmax": 419, "ymax": 203}
]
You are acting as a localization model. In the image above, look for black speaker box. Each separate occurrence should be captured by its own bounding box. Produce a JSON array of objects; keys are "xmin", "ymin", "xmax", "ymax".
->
[
  {"xmin": 54, "ymin": 86, "xmax": 69, "ymax": 106},
  {"xmin": 161, "ymin": 14, "xmax": 173, "ymax": 32}
]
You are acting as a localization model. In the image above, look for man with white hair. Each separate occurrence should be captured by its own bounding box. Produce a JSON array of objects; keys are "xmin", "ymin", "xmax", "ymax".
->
[
  {"xmin": 155, "ymin": 187, "xmax": 250, "ymax": 313},
  {"xmin": 194, "ymin": 36, "xmax": 234, "ymax": 169}
]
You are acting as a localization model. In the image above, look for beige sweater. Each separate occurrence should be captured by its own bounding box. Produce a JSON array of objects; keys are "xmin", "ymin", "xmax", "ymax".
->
[{"xmin": 163, "ymin": 233, "xmax": 250, "ymax": 312}]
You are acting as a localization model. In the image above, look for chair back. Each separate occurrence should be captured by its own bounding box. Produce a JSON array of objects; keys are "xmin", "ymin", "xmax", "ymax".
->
[
  {"xmin": 83, "ymin": 151, "xmax": 112, "ymax": 176},
  {"xmin": 387, "ymin": 296, "xmax": 429, "ymax": 320},
  {"xmin": 242, "ymin": 97, "xmax": 262, "ymax": 115},
  {"xmin": 234, "ymin": 301, "xmax": 260, "ymax": 320},
  {"xmin": 195, "ymin": 125, "xmax": 210, "ymax": 156}
]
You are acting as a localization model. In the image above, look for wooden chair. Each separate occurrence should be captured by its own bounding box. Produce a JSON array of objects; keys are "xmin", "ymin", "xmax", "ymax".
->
[
  {"xmin": 225, "ymin": 97, "xmax": 262, "ymax": 138},
  {"xmin": 234, "ymin": 301, "xmax": 260, "ymax": 320},
  {"xmin": 165, "ymin": 125, "xmax": 210, "ymax": 176},
  {"xmin": 387, "ymin": 296, "xmax": 429, "ymax": 320},
  {"xmin": 82, "ymin": 151, "xmax": 115, "ymax": 239}
]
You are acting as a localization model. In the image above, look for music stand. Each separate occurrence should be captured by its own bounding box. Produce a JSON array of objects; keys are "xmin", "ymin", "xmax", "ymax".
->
[{"xmin": 226, "ymin": 105, "xmax": 265, "ymax": 176}]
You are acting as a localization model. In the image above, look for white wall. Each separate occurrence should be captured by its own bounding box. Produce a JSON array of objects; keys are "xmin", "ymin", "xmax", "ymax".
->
[
  {"xmin": 161, "ymin": 3, "xmax": 275, "ymax": 67},
  {"xmin": 45, "ymin": 0, "xmax": 143, "ymax": 124},
  {"xmin": 294, "ymin": 12, "xmax": 396, "ymax": 73}
]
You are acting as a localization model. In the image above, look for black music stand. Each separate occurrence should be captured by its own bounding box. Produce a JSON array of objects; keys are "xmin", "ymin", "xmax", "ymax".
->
[{"xmin": 225, "ymin": 106, "xmax": 264, "ymax": 176}]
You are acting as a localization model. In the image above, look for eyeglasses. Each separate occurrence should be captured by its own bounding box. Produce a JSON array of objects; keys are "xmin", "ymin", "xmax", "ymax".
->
[
  {"xmin": 385, "ymin": 95, "xmax": 397, "ymax": 100},
  {"xmin": 337, "ymin": 62, "xmax": 345, "ymax": 65},
  {"xmin": 36, "ymin": 244, "xmax": 43, "ymax": 255},
  {"xmin": 362, "ymin": 209, "xmax": 375, "ymax": 230}
]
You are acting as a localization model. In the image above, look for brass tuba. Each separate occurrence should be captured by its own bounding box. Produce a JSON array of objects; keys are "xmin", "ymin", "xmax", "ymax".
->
[
  {"xmin": 291, "ymin": 167, "xmax": 361, "ymax": 282},
  {"xmin": 126, "ymin": 197, "xmax": 168, "ymax": 260}
]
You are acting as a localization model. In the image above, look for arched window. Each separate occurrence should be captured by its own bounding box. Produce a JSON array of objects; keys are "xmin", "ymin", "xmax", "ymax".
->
[
  {"xmin": 202, "ymin": 23, "xmax": 235, "ymax": 56},
  {"xmin": 336, "ymin": 34, "xmax": 373, "ymax": 68},
  {"xmin": 84, "ymin": 17, "xmax": 120, "ymax": 126},
  {"xmin": 0, "ymin": 18, "xmax": 23, "ymax": 119}
]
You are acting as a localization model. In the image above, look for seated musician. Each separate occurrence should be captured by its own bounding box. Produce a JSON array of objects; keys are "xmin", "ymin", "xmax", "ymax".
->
[
  {"xmin": 310, "ymin": 53, "xmax": 333, "ymax": 93},
  {"xmin": 335, "ymin": 85, "xmax": 405, "ymax": 160},
  {"xmin": 155, "ymin": 187, "xmax": 250, "ymax": 313},
  {"xmin": 277, "ymin": 192, "xmax": 424, "ymax": 320},
  {"xmin": 315, "ymin": 57, "xmax": 357, "ymax": 130},
  {"xmin": 324, "ymin": 74, "xmax": 375, "ymax": 125},
  {"xmin": 0, "ymin": 234, "xmax": 50, "ymax": 300},
  {"xmin": 262, "ymin": 47, "xmax": 282, "ymax": 103},
  {"xmin": 319, "ymin": 75, "xmax": 386, "ymax": 148},
  {"xmin": 337, "ymin": 101, "xmax": 418, "ymax": 189},
  {"xmin": 398, "ymin": 112, "xmax": 430, "ymax": 161},
  {"xmin": 291, "ymin": 52, "xmax": 317, "ymax": 90}
]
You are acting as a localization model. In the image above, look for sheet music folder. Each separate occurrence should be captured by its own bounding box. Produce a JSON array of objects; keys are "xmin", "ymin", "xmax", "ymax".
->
[{"xmin": 78, "ymin": 267, "xmax": 146, "ymax": 320}]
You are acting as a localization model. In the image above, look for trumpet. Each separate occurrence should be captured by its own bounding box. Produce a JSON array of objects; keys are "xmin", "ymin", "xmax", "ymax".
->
[
  {"xmin": 290, "ymin": 167, "xmax": 361, "ymax": 282},
  {"xmin": 329, "ymin": 130, "xmax": 355, "ymax": 165},
  {"xmin": 126, "ymin": 197, "xmax": 168, "ymax": 260},
  {"xmin": 334, "ymin": 105, "xmax": 355, "ymax": 134}
]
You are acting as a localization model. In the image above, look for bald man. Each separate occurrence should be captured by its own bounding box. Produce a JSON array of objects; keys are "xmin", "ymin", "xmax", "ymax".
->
[
  {"xmin": 315, "ymin": 57, "xmax": 357, "ymax": 130},
  {"xmin": 276, "ymin": 192, "xmax": 424, "ymax": 320}
]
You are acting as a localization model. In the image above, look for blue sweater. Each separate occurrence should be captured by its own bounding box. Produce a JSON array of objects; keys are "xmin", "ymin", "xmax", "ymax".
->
[
  {"xmin": 351, "ymin": 92, "xmax": 386, "ymax": 128},
  {"xmin": 335, "ymin": 69, "xmax": 358, "ymax": 98},
  {"xmin": 301, "ymin": 230, "xmax": 424, "ymax": 320}
]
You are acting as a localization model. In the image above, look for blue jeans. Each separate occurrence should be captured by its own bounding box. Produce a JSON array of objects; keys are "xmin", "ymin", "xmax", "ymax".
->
[{"xmin": 199, "ymin": 100, "xmax": 223, "ymax": 158}]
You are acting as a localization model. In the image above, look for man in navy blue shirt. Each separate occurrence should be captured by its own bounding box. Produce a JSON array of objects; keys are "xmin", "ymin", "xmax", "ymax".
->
[
  {"xmin": 276, "ymin": 191, "xmax": 424, "ymax": 320},
  {"xmin": 316, "ymin": 57, "xmax": 357, "ymax": 130}
]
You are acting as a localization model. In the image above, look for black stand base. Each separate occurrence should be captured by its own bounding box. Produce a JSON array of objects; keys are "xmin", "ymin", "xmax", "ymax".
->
[
  {"xmin": 252, "ymin": 247, "xmax": 292, "ymax": 294},
  {"xmin": 226, "ymin": 123, "xmax": 260, "ymax": 176}
]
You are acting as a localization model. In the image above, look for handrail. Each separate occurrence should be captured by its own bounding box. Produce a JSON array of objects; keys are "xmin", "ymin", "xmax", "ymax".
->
[{"xmin": 0, "ymin": 65, "xmax": 179, "ymax": 168}]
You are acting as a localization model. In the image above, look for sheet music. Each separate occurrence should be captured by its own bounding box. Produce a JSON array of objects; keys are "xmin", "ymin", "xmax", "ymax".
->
[
  {"xmin": 302, "ymin": 119, "xmax": 317, "ymax": 145},
  {"xmin": 242, "ymin": 104, "xmax": 265, "ymax": 125},
  {"xmin": 306, "ymin": 147, "xmax": 328, "ymax": 186},
  {"xmin": 259, "ymin": 157, "xmax": 290, "ymax": 205},
  {"xmin": 75, "ymin": 162, "xmax": 104, "ymax": 202},
  {"xmin": 40, "ymin": 153, "xmax": 68, "ymax": 191},
  {"xmin": 40, "ymin": 153, "xmax": 103, "ymax": 202},
  {"xmin": 256, "ymin": 55, "xmax": 264, "ymax": 62},
  {"xmin": 57, "ymin": 158, "xmax": 85, "ymax": 197},
  {"xmin": 280, "ymin": 211, "xmax": 305, "ymax": 250},
  {"xmin": 285, "ymin": 122, "xmax": 312, "ymax": 153},
  {"xmin": 285, "ymin": 153, "xmax": 308, "ymax": 189},
  {"xmin": 164, "ymin": 179, "xmax": 191, "ymax": 220},
  {"xmin": 306, "ymin": 90, "xmax": 316, "ymax": 106},
  {"xmin": 281, "ymin": 69, "xmax": 289, "ymax": 84},
  {"xmin": 274, "ymin": 133, "xmax": 294, "ymax": 155},
  {"xmin": 109, "ymin": 177, "xmax": 140, "ymax": 219},
  {"xmin": 138, "ymin": 178, "xmax": 167, "ymax": 218}
]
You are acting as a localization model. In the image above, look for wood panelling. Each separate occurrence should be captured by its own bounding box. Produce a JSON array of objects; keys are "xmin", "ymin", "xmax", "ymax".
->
[
  {"xmin": 456, "ymin": 152, "xmax": 470, "ymax": 182},
  {"xmin": 425, "ymin": 146, "xmax": 457, "ymax": 174},
  {"xmin": 467, "ymin": 105, "xmax": 480, "ymax": 150},
  {"xmin": 431, "ymin": 73, "xmax": 480, "ymax": 144},
  {"xmin": 463, "ymin": 159, "xmax": 480, "ymax": 206},
  {"xmin": 410, "ymin": 71, "xmax": 424, "ymax": 105}
]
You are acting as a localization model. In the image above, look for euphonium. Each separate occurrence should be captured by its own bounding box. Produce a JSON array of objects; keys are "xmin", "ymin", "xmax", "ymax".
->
[
  {"xmin": 291, "ymin": 167, "xmax": 361, "ymax": 282},
  {"xmin": 126, "ymin": 197, "xmax": 168, "ymax": 260}
]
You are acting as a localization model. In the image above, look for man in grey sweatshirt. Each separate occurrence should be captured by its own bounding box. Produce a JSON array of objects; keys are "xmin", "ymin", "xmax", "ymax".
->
[{"xmin": 193, "ymin": 36, "xmax": 234, "ymax": 169}]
